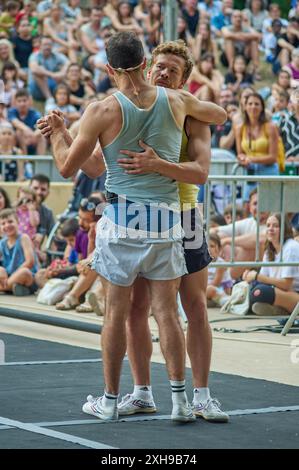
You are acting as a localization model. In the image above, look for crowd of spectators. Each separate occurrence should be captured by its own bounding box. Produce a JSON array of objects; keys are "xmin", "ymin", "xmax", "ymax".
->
[{"xmin": 0, "ymin": 0, "xmax": 298, "ymax": 315}]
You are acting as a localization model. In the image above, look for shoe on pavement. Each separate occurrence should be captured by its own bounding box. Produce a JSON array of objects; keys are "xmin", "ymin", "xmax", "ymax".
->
[
  {"xmin": 192, "ymin": 398, "xmax": 229, "ymax": 422},
  {"xmin": 252, "ymin": 302, "xmax": 289, "ymax": 316},
  {"xmin": 82, "ymin": 395, "xmax": 118, "ymax": 421},
  {"xmin": 87, "ymin": 291, "xmax": 105, "ymax": 316},
  {"xmin": 171, "ymin": 402, "xmax": 196, "ymax": 423},
  {"xmin": 118, "ymin": 394, "xmax": 157, "ymax": 415},
  {"xmin": 12, "ymin": 284, "xmax": 32, "ymax": 296}
]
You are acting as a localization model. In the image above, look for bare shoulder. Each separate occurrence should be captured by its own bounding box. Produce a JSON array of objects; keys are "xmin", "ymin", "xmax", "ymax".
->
[{"xmin": 20, "ymin": 233, "xmax": 32, "ymax": 246}]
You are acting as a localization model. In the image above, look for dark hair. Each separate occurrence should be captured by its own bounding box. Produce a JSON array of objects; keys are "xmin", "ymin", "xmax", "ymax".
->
[
  {"xmin": 106, "ymin": 32, "xmax": 144, "ymax": 70},
  {"xmin": 209, "ymin": 233, "xmax": 221, "ymax": 249},
  {"xmin": 0, "ymin": 187, "xmax": 11, "ymax": 209},
  {"xmin": 79, "ymin": 196, "xmax": 102, "ymax": 221},
  {"xmin": 31, "ymin": 174, "xmax": 50, "ymax": 187},
  {"xmin": 265, "ymin": 213, "xmax": 294, "ymax": 261},
  {"xmin": 224, "ymin": 203, "xmax": 244, "ymax": 219},
  {"xmin": 6, "ymin": 1, "xmax": 19, "ymax": 11},
  {"xmin": 61, "ymin": 217, "xmax": 79, "ymax": 238},
  {"xmin": 15, "ymin": 88, "xmax": 30, "ymax": 100},
  {"xmin": 244, "ymin": 92, "xmax": 267, "ymax": 125},
  {"xmin": 210, "ymin": 214, "xmax": 227, "ymax": 226}
]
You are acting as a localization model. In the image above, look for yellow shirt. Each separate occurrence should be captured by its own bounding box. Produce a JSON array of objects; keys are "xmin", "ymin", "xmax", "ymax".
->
[
  {"xmin": 241, "ymin": 123, "xmax": 269, "ymax": 158},
  {"xmin": 178, "ymin": 129, "xmax": 199, "ymax": 210}
]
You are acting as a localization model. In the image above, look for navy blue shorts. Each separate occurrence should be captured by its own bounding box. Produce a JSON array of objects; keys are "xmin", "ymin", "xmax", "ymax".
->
[{"xmin": 181, "ymin": 208, "xmax": 212, "ymax": 275}]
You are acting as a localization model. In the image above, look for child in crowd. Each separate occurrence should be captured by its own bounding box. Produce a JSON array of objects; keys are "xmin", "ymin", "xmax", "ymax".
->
[
  {"xmin": 16, "ymin": 186, "xmax": 39, "ymax": 241},
  {"xmin": 271, "ymin": 89, "xmax": 290, "ymax": 125},
  {"xmin": 45, "ymin": 84, "xmax": 81, "ymax": 128},
  {"xmin": 206, "ymin": 233, "xmax": 232, "ymax": 307},
  {"xmin": 223, "ymin": 204, "xmax": 244, "ymax": 225},
  {"xmin": 0, "ymin": 123, "xmax": 23, "ymax": 181},
  {"xmin": 35, "ymin": 217, "xmax": 79, "ymax": 289},
  {"xmin": 0, "ymin": 208, "xmax": 38, "ymax": 295}
]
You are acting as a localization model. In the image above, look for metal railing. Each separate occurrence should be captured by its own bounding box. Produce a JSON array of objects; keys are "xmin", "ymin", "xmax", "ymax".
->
[
  {"xmin": 0, "ymin": 155, "xmax": 67, "ymax": 182},
  {"xmin": 204, "ymin": 174, "xmax": 299, "ymax": 268}
]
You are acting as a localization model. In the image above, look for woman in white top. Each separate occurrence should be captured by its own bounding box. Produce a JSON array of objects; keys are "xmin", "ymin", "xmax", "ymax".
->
[{"xmin": 243, "ymin": 213, "xmax": 299, "ymax": 315}]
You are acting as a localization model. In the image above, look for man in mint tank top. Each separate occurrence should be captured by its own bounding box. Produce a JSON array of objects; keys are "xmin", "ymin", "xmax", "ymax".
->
[{"xmin": 49, "ymin": 32, "xmax": 227, "ymax": 423}]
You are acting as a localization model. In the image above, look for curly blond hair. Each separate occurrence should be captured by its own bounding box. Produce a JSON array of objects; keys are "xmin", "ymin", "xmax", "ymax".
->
[{"xmin": 151, "ymin": 40, "xmax": 194, "ymax": 83}]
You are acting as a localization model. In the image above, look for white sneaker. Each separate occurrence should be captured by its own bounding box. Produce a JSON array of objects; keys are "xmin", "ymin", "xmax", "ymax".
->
[
  {"xmin": 192, "ymin": 398, "xmax": 229, "ymax": 422},
  {"xmin": 171, "ymin": 402, "xmax": 196, "ymax": 423},
  {"xmin": 252, "ymin": 302, "xmax": 288, "ymax": 316},
  {"xmin": 117, "ymin": 394, "xmax": 157, "ymax": 415},
  {"xmin": 82, "ymin": 395, "xmax": 118, "ymax": 421}
]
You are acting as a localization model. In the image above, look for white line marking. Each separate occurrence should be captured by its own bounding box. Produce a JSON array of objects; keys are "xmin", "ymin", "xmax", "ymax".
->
[
  {"xmin": 0, "ymin": 358, "xmax": 102, "ymax": 366},
  {"xmin": 0, "ymin": 405, "xmax": 299, "ymax": 432},
  {"xmin": 0, "ymin": 416, "xmax": 117, "ymax": 449}
]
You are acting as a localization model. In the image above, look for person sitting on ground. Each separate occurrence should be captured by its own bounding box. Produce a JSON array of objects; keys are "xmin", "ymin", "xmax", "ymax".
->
[
  {"xmin": 1, "ymin": 61, "xmax": 24, "ymax": 108},
  {"xmin": 271, "ymin": 89, "xmax": 290, "ymax": 125},
  {"xmin": 206, "ymin": 233, "xmax": 233, "ymax": 307},
  {"xmin": 55, "ymin": 196, "xmax": 102, "ymax": 311},
  {"xmin": 243, "ymin": 213, "xmax": 299, "ymax": 315},
  {"xmin": 188, "ymin": 52, "xmax": 223, "ymax": 103},
  {"xmin": 0, "ymin": 2, "xmax": 20, "ymax": 39},
  {"xmin": 15, "ymin": 186, "xmax": 39, "ymax": 242},
  {"xmin": 35, "ymin": 217, "xmax": 79, "ymax": 289},
  {"xmin": 0, "ymin": 208, "xmax": 38, "ymax": 295},
  {"xmin": 224, "ymin": 54, "xmax": 254, "ymax": 94},
  {"xmin": 8, "ymin": 88, "xmax": 47, "ymax": 157},
  {"xmin": 283, "ymin": 47, "xmax": 299, "ymax": 88},
  {"xmin": 279, "ymin": 87, "xmax": 299, "ymax": 162},
  {"xmin": 210, "ymin": 188, "xmax": 268, "ymax": 279}
]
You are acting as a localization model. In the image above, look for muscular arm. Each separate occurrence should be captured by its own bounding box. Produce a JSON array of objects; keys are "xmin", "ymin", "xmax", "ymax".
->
[
  {"xmin": 50, "ymin": 102, "xmax": 106, "ymax": 178},
  {"xmin": 118, "ymin": 118, "xmax": 211, "ymax": 184},
  {"xmin": 180, "ymin": 89, "xmax": 227, "ymax": 125}
]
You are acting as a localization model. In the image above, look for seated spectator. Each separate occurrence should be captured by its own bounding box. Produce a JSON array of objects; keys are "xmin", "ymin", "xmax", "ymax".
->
[
  {"xmin": 0, "ymin": 99, "xmax": 10, "ymax": 127},
  {"xmin": 243, "ymin": 0, "xmax": 268, "ymax": 33},
  {"xmin": 235, "ymin": 92, "xmax": 279, "ymax": 201},
  {"xmin": 8, "ymin": 88, "xmax": 47, "ymax": 156},
  {"xmin": 210, "ymin": 188, "xmax": 268, "ymax": 279},
  {"xmin": 43, "ymin": 4, "xmax": 80, "ymax": 63},
  {"xmin": 266, "ymin": 69, "xmax": 292, "ymax": 110},
  {"xmin": 211, "ymin": 0, "xmax": 233, "ymax": 39},
  {"xmin": 283, "ymin": 47, "xmax": 299, "ymax": 88},
  {"xmin": 188, "ymin": 52, "xmax": 223, "ymax": 103},
  {"xmin": 79, "ymin": 6, "xmax": 104, "ymax": 67},
  {"xmin": 177, "ymin": 14, "xmax": 194, "ymax": 49},
  {"xmin": 180, "ymin": 0, "xmax": 200, "ymax": 38},
  {"xmin": 15, "ymin": 0, "xmax": 39, "ymax": 38},
  {"xmin": 28, "ymin": 35, "xmax": 69, "ymax": 101},
  {"xmin": 11, "ymin": 18, "xmax": 34, "ymax": 76},
  {"xmin": 45, "ymin": 83, "xmax": 81, "ymax": 127},
  {"xmin": 218, "ymin": 85, "xmax": 235, "ymax": 108},
  {"xmin": 0, "ymin": 208, "xmax": 38, "ymax": 296},
  {"xmin": 209, "ymin": 213, "xmax": 227, "ymax": 228},
  {"xmin": 224, "ymin": 54, "xmax": 254, "ymax": 94},
  {"xmin": 192, "ymin": 22, "xmax": 218, "ymax": 64},
  {"xmin": 206, "ymin": 233, "xmax": 232, "ymax": 307},
  {"xmin": 222, "ymin": 9, "xmax": 260, "ymax": 77},
  {"xmin": 15, "ymin": 186, "xmax": 39, "ymax": 242},
  {"xmin": 223, "ymin": 203, "xmax": 244, "ymax": 224},
  {"xmin": 243, "ymin": 213, "xmax": 299, "ymax": 315},
  {"xmin": 0, "ymin": 124, "xmax": 23, "ymax": 182},
  {"xmin": 134, "ymin": 0, "xmax": 152, "ymax": 23},
  {"xmin": 264, "ymin": 18, "xmax": 284, "ymax": 74},
  {"xmin": 111, "ymin": 1, "xmax": 143, "ymax": 35},
  {"xmin": 1, "ymin": 61, "xmax": 24, "ymax": 108},
  {"xmin": 231, "ymin": 85, "xmax": 255, "ymax": 127},
  {"xmin": 29, "ymin": 174, "xmax": 55, "ymax": 257},
  {"xmin": 0, "ymin": 38, "xmax": 19, "ymax": 75},
  {"xmin": 63, "ymin": 0, "xmax": 84, "ymax": 26},
  {"xmin": 211, "ymin": 100, "xmax": 238, "ymax": 152},
  {"xmin": 0, "ymin": 1, "xmax": 20, "ymax": 39},
  {"xmin": 276, "ymin": 19, "xmax": 299, "ymax": 68},
  {"xmin": 198, "ymin": 0, "xmax": 223, "ymax": 22},
  {"xmin": 279, "ymin": 87, "xmax": 299, "ymax": 162},
  {"xmin": 262, "ymin": 3, "xmax": 288, "ymax": 57},
  {"xmin": 271, "ymin": 89, "xmax": 290, "ymax": 125},
  {"xmin": 55, "ymin": 196, "xmax": 102, "ymax": 311},
  {"xmin": 143, "ymin": 0, "xmax": 162, "ymax": 52},
  {"xmin": 35, "ymin": 217, "xmax": 79, "ymax": 288},
  {"xmin": 64, "ymin": 63, "xmax": 95, "ymax": 111}
]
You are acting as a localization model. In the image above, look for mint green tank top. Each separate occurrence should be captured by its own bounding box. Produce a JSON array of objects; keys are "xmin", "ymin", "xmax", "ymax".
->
[{"xmin": 103, "ymin": 86, "xmax": 182, "ymax": 206}]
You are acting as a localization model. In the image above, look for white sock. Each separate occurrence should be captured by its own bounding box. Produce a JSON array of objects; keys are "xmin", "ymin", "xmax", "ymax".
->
[
  {"xmin": 193, "ymin": 387, "xmax": 211, "ymax": 404},
  {"xmin": 170, "ymin": 380, "xmax": 188, "ymax": 405},
  {"xmin": 133, "ymin": 385, "xmax": 153, "ymax": 400},
  {"xmin": 102, "ymin": 391, "xmax": 118, "ymax": 408}
]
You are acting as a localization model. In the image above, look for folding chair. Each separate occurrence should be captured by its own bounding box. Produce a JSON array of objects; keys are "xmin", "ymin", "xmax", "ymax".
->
[{"xmin": 281, "ymin": 301, "xmax": 299, "ymax": 336}]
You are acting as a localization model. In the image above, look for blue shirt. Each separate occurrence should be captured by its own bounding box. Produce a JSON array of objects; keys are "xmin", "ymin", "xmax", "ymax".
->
[{"xmin": 8, "ymin": 107, "xmax": 41, "ymax": 130}]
